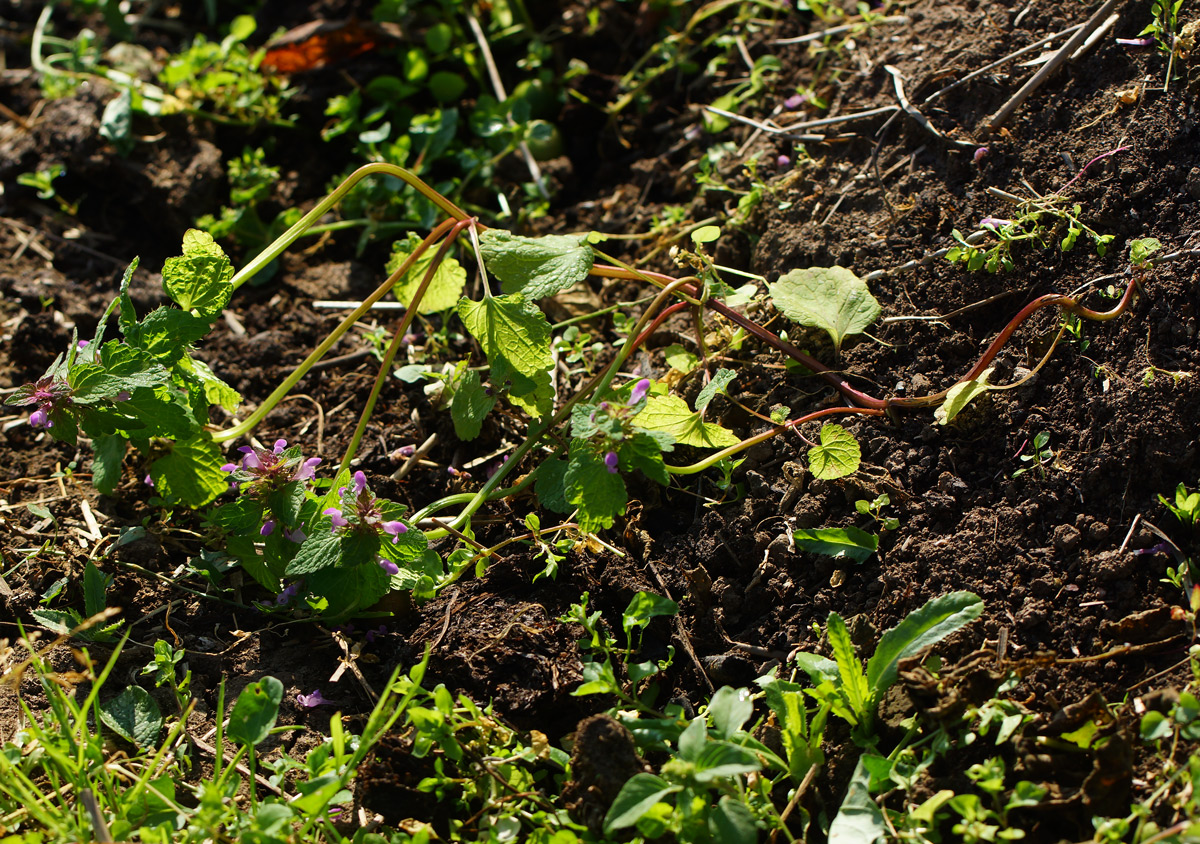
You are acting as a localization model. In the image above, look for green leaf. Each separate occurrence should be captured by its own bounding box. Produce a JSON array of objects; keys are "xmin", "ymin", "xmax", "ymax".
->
[
  {"xmin": 808, "ymin": 424, "xmax": 861, "ymax": 480},
  {"xmin": 387, "ymin": 232, "xmax": 468, "ymax": 314},
  {"xmin": 769, "ymin": 266, "xmax": 881, "ymax": 355},
  {"xmin": 828, "ymin": 757, "xmax": 888, "ymax": 844},
  {"xmin": 691, "ymin": 225, "xmax": 722, "ymax": 244},
  {"xmin": 622, "ymin": 591, "xmax": 679, "ymax": 643},
  {"xmin": 458, "ymin": 293, "xmax": 553, "ymax": 380},
  {"xmin": 534, "ymin": 457, "xmax": 572, "ymax": 513},
  {"xmin": 148, "ymin": 433, "xmax": 228, "ymax": 507},
  {"xmin": 226, "ymin": 676, "xmax": 284, "ymax": 747},
  {"xmin": 306, "ymin": 561, "xmax": 390, "ymax": 618},
  {"xmin": 827, "ymin": 613, "xmax": 870, "ymax": 723},
  {"xmin": 604, "ymin": 773, "xmax": 682, "ymax": 833},
  {"xmin": 91, "ymin": 435, "xmax": 126, "ymax": 496},
  {"xmin": 709, "ymin": 795, "xmax": 759, "ymax": 844},
  {"xmin": 792, "ymin": 526, "xmax": 879, "ymax": 564},
  {"xmin": 122, "ymin": 307, "xmax": 212, "ymax": 363},
  {"xmin": 664, "ymin": 344, "xmax": 698, "ymax": 373},
  {"xmin": 1129, "ymin": 236, "xmax": 1163, "ymax": 266},
  {"xmin": 478, "ymin": 230, "xmax": 594, "ymax": 299},
  {"xmin": 70, "ymin": 344, "xmax": 171, "ymax": 403},
  {"xmin": 161, "ymin": 230, "xmax": 234, "ymax": 319},
  {"xmin": 620, "ymin": 432, "xmax": 671, "ymax": 486},
  {"xmin": 692, "ymin": 740, "xmax": 761, "ymax": 782},
  {"xmin": 99, "ymin": 685, "xmax": 163, "ymax": 748},
  {"xmin": 285, "ymin": 529, "xmax": 344, "ymax": 577},
  {"xmin": 695, "ymin": 368, "xmax": 736, "ymax": 413},
  {"xmin": 564, "ymin": 440, "xmax": 627, "ymax": 532},
  {"xmin": 83, "ymin": 561, "xmax": 110, "ymax": 618},
  {"xmin": 934, "ymin": 367, "xmax": 995, "ymax": 426},
  {"xmin": 865, "ymin": 592, "xmax": 983, "ymax": 695},
  {"xmin": 450, "ymin": 369, "xmax": 496, "ymax": 441},
  {"xmin": 634, "ymin": 394, "xmax": 739, "ymax": 448},
  {"xmin": 177, "ymin": 355, "xmax": 241, "ymax": 412},
  {"xmin": 708, "ymin": 686, "xmax": 754, "ymax": 739}
]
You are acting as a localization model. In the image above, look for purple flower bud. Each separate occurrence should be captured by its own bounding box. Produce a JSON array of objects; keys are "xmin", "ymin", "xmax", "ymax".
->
[
  {"xmin": 366, "ymin": 624, "xmax": 388, "ymax": 643},
  {"xmin": 980, "ymin": 217, "xmax": 1012, "ymax": 229},
  {"xmin": 382, "ymin": 521, "xmax": 407, "ymax": 542},
  {"xmin": 777, "ymin": 155, "xmax": 791, "ymax": 169},
  {"xmin": 284, "ymin": 526, "xmax": 307, "ymax": 543},
  {"xmin": 1115, "ymin": 36, "xmax": 1156, "ymax": 47},
  {"xmin": 447, "ymin": 466, "xmax": 459, "ymax": 476},
  {"xmin": 629, "ymin": 379, "xmax": 652, "ymax": 406},
  {"xmin": 352, "ymin": 471, "xmax": 367, "ymax": 495},
  {"xmin": 395, "ymin": 445, "xmax": 415, "ymax": 458},
  {"xmin": 323, "ymin": 507, "xmax": 349, "ymax": 529},
  {"xmin": 273, "ymin": 439, "xmax": 287, "ymax": 454},
  {"xmin": 260, "ymin": 519, "xmax": 276, "ymax": 536},
  {"xmin": 973, "ymin": 147, "xmax": 988, "ymax": 164},
  {"xmin": 294, "ymin": 457, "xmax": 322, "ymax": 482},
  {"xmin": 604, "ymin": 451, "xmax": 619, "ymax": 473},
  {"xmin": 143, "ymin": 474, "xmax": 154, "ymax": 487},
  {"xmin": 221, "ymin": 463, "xmax": 238, "ymax": 473},
  {"xmin": 378, "ymin": 557, "xmax": 400, "ymax": 576},
  {"xmin": 297, "ymin": 689, "xmax": 333, "ymax": 708},
  {"xmin": 28, "ymin": 408, "xmax": 50, "ymax": 429},
  {"xmin": 783, "ymin": 94, "xmax": 805, "ymax": 110},
  {"xmin": 115, "ymin": 391, "xmax": 130, "ymax": 402}
]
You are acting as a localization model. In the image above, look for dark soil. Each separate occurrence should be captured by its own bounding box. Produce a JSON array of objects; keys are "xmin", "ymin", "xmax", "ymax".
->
[{"xmin": 2, "ymin": 0, "xmax": 1199, "ymax": 840}]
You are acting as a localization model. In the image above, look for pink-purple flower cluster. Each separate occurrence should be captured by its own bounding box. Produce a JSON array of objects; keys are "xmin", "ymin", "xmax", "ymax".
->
[
  {"xmin": 322, "ymin": 471, "xmax": 408, "ymax": 544},
  {"xmin": 17, "ymin": 376, "xmax": 73, "ymax": 430}
]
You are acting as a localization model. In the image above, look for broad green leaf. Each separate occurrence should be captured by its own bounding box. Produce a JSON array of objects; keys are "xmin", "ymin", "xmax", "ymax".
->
[
  {"xmin": 123, "ymin": 307, "xmax": 212, "ymax": 363},
  {"xmin": 307, "ymin": 560, "xmax": 391, "ymax": 618},
  {"xmin": 620, "ymin": 431, "xmax": 670, "ymax": 486},
  {"xmin": 828, "ymin": 757, "xmax": 888, "ymax": 844},
  {"xmin": 285, "ymin": 530, "xmax": 345, "ymax": 577},
  {"xmin": 162, "ymin": 230, "xmax": 234, "ymax": 319},
  {"xmin": 387, "ymin": 232, "xmax": 467, "ymax": 314},
  {"xmin": 865, "ymin": 591, "xmax": 983, "ymax": 695},
  {"xmin": 708, "ymin": 686, "xmax": 754, "ymax": 739},
  {"xmin": 622, "ymin": 591, "xmax": 679, "ymax": 643},
  {"xmin": 178, "ymin": 355, "xmax": 241, "ymax": 411},
  {"xmin": 709, "ymin": 795, "xmax": 759, "ymax": 844},
  {"xmin": 695, "ymin": 368, "xmax": 736, "ymax": 413},
  {"xmin": 1129, "ymin": 236, "xmax": 1163, "ymax": 266},
  {"xmin": 692, "ymin": 741, "xmax": 761, "ymax": 782},
  {"xmin": 792, "ymin": 526, "xmax": 879, "ymax": 564},
  {"xmin": 604, "ymin": 773, "xmax": 682, "ymax": 833},
  {"xmin": 478, "ymin": 229, "xmax": 594, "ymax": 299},
  {"xmin": 664, "ymin": 344, "xmax": 698, "ymax": 373},
  {"xmin": 450, "ymin": 369, "xmax": 496, "ymax": 440},
  {"xmin": 827, "ymin": 613, "xmax": 869, "ymax": 723},
  {"xmin": 534, "ymin": 457, "xmax": 571, "ymax": 513},
  {"xmin": 83, "ymin": 561, "xmax": 110, "ymax": 618},
  {"xmin": 769, "ymin": 266, "xmax": 881, "ymax": 354},
  {"xmin": 677, "ymin": 716, "xmax": 707, "ymax": 761},
  {"xmin": 70, "ymin": 344, "xmax": 170, "ymax": 403},
  {"xmin": 91, "ymin": 434, "xmax": 126, "ymax": 496},
  {"xmin": 564, "ymin": 440, "xmax": 627, "ymax": 532},
  {"xmin": 457, "ymin": 294, "xmax": 553, "ymax": 379},
  {"xmin": 633, "ymin": 394, "xmax": 739, "ymax": 448},
  {"xmin": 148, "ymin": 433, "xmax": 228, "ymax": 507},
  {"xmin": 496, "ymin": 360, "xmax": 553, "ymax": 419},
  {"xmin": 227, "ymin": 676, "xmax": 284, "ymax": 747},
  {"xmin": 934, "ymin": 368, "xmax": 995, "ymax": 426},
  {"xmin": 808, "ymin": 424, "xmax": 861, "ymax": 479},
  {"xmin": 99, "ymin": 685, "xmax": 163, "ymax": 748}
]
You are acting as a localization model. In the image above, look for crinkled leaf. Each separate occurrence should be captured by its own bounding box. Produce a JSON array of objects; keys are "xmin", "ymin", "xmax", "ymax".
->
[
  {"xmin": 479, "ymin": 229, "xmax": 594, "ymax": 299},
  {"xmin": 934, "ymin": 368, "xmax": 995, "ymax": 426},
  {"xmin": 792, "ymin": 526, "xmax": 878, "ymax": 564},
  {"xmin": 695, "ymin": 368, "xmax": 736, "ymax": 413},
  {"xmin": 620, "ymin": 432, "xmax": 670, "ymax": 486},
  {"xmin": 387, "ymin": 232, "xmax": 468, "ymax": 314},
  {"xmin": 306, "ymin": 561, "xmax": 390, "ymax": 618},
  {"xmin": 123, "ymin": 307, "xmax": 212, "ymax": 363},
  {"xmin": 285, "ymin": 529, "xmax": 344, "ymax": 576},
  {"xmin": 633, "ymin": 394, "xmax": 738, "ymax": 449},
  {"xmin": 91, "ymin": 434, "xmax": 126, "ymax": 496},
  {"xmin": 162, "ymin": 230, "xmax": 234, "ymax": 319},
  {"xmin": 450, "ymin": 369, "xmax": 496, "ymax": 441},
  {"xmin": 808, "ymin": 424, "xmax": 861, "ymax": 480},
  {"xmin": 534, "ymin": 457, "xmax": 571, "ymax": 514},
  {"xmin": 226, "ymin": 676, "xmax": 283, "ymax": 747},
  {"xmin": 70, "ymin": 344, "xmax": 171, "ymax": 403},
  {"xmin": 123, "ymin": 387, "xmax": 195, "ymax": 438},
  {"xmin": 866, "ymin": 592, "xmax": 983, "ymax": 695},
  {"xmin": 565, "ymin": 440, "xmax": 627, "ymax": 532},
  {"xmin": 769, "ymin": 266, "xmax": 881, "ymax": 354},
  {"xmin": 99, "ymin": 685, "xmax": 162, "ymax": 748},
  {"xmin": 148, "ymin": 433, "xmax": 228, "ymax": 507},
  {"xmin": 458, "ymin": 293, "xmax": 553, "ymax": 380},
  {"xmin": 178, "ymin": 355, "xmax": 241, "ymax": 411}
]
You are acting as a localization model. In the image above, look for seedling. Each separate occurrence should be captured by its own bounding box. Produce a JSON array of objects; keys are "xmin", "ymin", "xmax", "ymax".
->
[
  {"xmin": 856, "ymin": 493, "xmax": 900, "ymax": 531},
  {"xmin": 1160, "ymin": 482, "xmax": 1200, "ymax": 528},
  {"xmin": 17, "ymin": 165, "xmax": 77, "ymax": 215},
  {"xmin": 1012, "ymin": 431, "xmax": 1054, "ymax": 479}
]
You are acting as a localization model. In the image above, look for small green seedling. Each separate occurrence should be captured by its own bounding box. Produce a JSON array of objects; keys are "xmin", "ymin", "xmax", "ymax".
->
[
  {"xmin": 1160, "ymin": 482, "xmax": 1200, "ymax": 528},
  {"xmin": 17, "ymin": 165, "xmax": 77, "ymax": 214},
  {"xmin": 1012, "ymin": 431, "xmax": 1053, "ymax": 479},
  {"xmin": 856, "ymin": 493, "xmax": 899, "ymax": 531}
]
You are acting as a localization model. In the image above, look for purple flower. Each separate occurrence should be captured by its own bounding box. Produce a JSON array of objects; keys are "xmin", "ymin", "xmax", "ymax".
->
[
  {"xmin": 115, "ymin": 391, "xmax": 130, "ymax": 402},
  {"xmin": 284, "ymin": 526, "xmax": 307, "ymax": 543},
  {"xmin": 260, "ymin": 519, "xmax": 276, "ymax": 536},
  {"xmin": 29, "ymin": 407, "xmax": 51, "ymax": 429},
  {"xmin": 352, "ymin": 471, "xmax": 367, "ymax": 495},
  {"xmin": 783, "ymin": 93, "xmax": 805, "ymax": 110},
  {"xmin": 382, "ymin": 521, "xmax": 407, "ymax": 542},
  {"xmin": 223, "ymin": 441, "xmax": 321, "ymax": 490},
  {"xmin": 143, "ymin": 474, "xmax": 154, "ymax": 487},
  {"xmin": 275, "ymin": 582, "xmax": 301, "ymax": 606},
  {"xmin": 366, "ymin": 624, "xmax": 388, "ymax": 643},
  {"xmin": 323, "ymin": 507, "xmax": 350, "ymax": 529},
  {"xmin": 777, "ymin": 155, "xmax": 791, "ymax": 169},
  {"xmin": 297, "ymin": 689, "xmax": 333, "ymax": 708},
  {"xmin": 629, "ymin": 379, "xmax": 652, "ymax": 406},
  {"xmin": 973, "ymin": 147, "xmax": 988, "ymax": 164},
  {"xmin": 394, "ymin": 444, "xmax": 416, "ymax": 459},
  {"xmin": 1115, "ymin": 36, "xmax": 1156, "ymax": 47},
  {"xmin": 294, "ymin": 457, "xmax": 321, "ymax": 482},
  {"xmin": 378, "ymin": 557, "xmax": 400, "ymax": 576},
  {"xmin": 980, "ymin": 217, "xmax": 1012, "ymax": 229},
  {"xmin": 604, "ymin": 451, "xmax": 619, "ymax": 474},
  {"xmin": 9, "ymin": 375, "xmax": 74, "ymax": 430}
]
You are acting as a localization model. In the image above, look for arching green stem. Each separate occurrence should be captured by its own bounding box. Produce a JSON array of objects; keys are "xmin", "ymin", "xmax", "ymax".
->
[
  {"xmin": 212, "ymin": 218, "xmax": 458, "ymax": 443},
  {"xmin": 333, "ymin": 218, "xmax": 477, "ymax": 479},
  {"xmin": 229, "ymin": 163, "xmax": 470, "ymax": 292},
  {"xmin": 665, "ymin": 406, "xmax": 885, "ymax": 475}
]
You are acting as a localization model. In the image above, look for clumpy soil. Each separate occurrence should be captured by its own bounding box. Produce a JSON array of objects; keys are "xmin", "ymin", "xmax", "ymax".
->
[{"xmin": 2, "ymin": 0, "xmax": 1199, "ymax": 839}]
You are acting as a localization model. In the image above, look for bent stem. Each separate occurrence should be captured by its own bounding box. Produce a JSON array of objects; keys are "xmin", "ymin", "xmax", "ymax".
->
[
  {"xmin": 228, "ymin": 163, "xmax": 470, "ymax": 292},
  {"xmin": 333, "ymin": 218, "xmax": 477, "ymax": 479},
  {"xmin": 213, "ymin": 218, "xmax": 458, "ymax": 443}
]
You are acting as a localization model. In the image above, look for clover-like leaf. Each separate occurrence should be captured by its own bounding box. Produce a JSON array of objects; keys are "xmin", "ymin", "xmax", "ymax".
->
[
  {"xmin": 807, "ymin": 423, "xmax": 861, "ymax": 480},
  {"xmin": 479, "ymin": 230, "xmax": 594, "ymax": 299},
  {"xmin": 387, "ymin": 232, "xmax": 468, "ymax": 314},
  {"xmin": 769, "ymin": 266, "xmax": 881, "ymax": 355}
]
